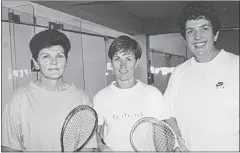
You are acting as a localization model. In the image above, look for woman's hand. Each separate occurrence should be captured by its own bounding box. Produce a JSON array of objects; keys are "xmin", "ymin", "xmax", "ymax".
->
[
  {"xmin": 98, "ymin": 144, "xmax": 112, "ymax": 151},
  {"xmin": 175, "ymin": 137, "xmax": 189, "ymax": 152}
]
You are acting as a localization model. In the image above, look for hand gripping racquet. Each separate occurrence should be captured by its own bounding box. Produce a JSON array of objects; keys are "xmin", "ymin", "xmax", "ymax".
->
[
  {"xmin": 60, "ymin": 105, "xmax": 98, "ymax": 152},
  {"xmin": 130, "ymin": 117, "xmax": 182, "ymax": 152}
]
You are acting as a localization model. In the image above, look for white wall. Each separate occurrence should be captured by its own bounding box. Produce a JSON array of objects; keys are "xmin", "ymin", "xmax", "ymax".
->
[
  {"xmin": 133, "ymin": 35, "xmax": 149, "ymax": 84},
  {"xmin": 2, "ymin": 1, "xmax": 127, "ymax": 38},
  {"xmin": 149, "ymin": 33, "xmax": 187, "ymax": 57}
]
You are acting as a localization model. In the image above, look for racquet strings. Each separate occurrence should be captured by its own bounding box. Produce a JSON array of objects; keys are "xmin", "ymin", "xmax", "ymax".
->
[
  {"xmin": 152, "ymin": 121, "xmax": 175, "ymax": 151},
  {"xmin": 131, "ymin": 118, "xmax": 175, "ymax": 151},
  {"xmin": 62, "ymin": 107, "xmax": 97, "ymax": 151}
]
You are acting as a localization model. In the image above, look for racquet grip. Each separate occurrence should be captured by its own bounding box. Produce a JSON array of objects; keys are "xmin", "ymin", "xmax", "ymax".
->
[{"xmin": 101, "ymin": 139, "xmax": 106, "ymax": 145}]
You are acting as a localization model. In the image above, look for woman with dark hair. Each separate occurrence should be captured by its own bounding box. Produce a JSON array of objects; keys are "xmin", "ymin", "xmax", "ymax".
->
[
  {"xmin": 165, "ymin": 2, "xmax": 239, "ymax": 151},
  {"xmin": 93, "ymin": 35, "xmax": 171, "ymax": 151},
  {"xmin": 2, "ymin": 30, "xmax": 96, "ymax": 151}
]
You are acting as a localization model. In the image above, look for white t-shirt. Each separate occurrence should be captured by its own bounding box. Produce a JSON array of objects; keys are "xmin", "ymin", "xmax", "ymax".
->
[
  {"xmin": 2, "ymin": 82, "xmax": 97, "ymax": 151},
  {"xmin": 93, "ymin": 80, "xmax": 170, "ymax": 151},
  {"xmin": 164, "ymin": 50, "xmax": 239, "ymax": 151}
]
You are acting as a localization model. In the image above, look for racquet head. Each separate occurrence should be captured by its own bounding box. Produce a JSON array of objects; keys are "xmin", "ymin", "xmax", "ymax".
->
[
  {"xmin": 130, "ymin": 117, "xmax": 179, "ymax": 152},
  {"xmin": 60, "ymin": 105, "xmax": 98, "ymax": 152}
]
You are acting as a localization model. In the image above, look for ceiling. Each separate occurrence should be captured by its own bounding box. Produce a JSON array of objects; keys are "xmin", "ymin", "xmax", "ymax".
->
[{"xmin": 33, "ymin": 1, "xmax": 239, "ymax": 35}]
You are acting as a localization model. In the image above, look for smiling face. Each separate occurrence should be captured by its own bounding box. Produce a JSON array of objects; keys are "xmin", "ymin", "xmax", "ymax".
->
[
  {"xmin": 35, "ymin": 45, "xmax": 67, "ymax": 80},
  {"xmin": 185, "ymin": 18, "xmax": 219, "ymax": 58},
  {"xmin": 111, "ymin": 50, "xmax": 139, "ymax": 82}
]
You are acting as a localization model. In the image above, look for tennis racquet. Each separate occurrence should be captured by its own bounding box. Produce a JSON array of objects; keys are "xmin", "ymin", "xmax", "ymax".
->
[
  {"xmin": 130, "ymin": 117, "xmax": 182, "ymax": 152},
  {"xmin": 60, "ymin": 105, "xmax": 98, "ymax": 152}
]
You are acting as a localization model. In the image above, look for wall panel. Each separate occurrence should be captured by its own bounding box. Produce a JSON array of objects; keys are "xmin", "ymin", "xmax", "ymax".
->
[
  {"xmin": 105, "ymin": 38, "xmax": 115, "ymax": 85},
  {"xmin": 62, "ymin": 30, "xmax": 85, "ymax": 90},
  {"xmin": 81, "ymin": 35, "xmax": 107, "ymax": 99},
  {"xmin": 216, "ymin": 30, "xmax": 239, "ymax": 55},
  {"xmin": 2, "ymin": 22, "xmax": 14, "ymax": 110},
  {"xmin": 151, "ymin": 52, "xmax": 170, "ymax": 94},
  {"xmin": 13, "ymin": 23, "xmax": 37, "ymax": 87}
]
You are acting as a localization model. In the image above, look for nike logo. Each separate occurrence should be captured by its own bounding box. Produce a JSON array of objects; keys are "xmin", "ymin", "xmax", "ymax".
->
[{"xmin": 216, "ymin": 81, "xmax": 224, "ymax": 89}]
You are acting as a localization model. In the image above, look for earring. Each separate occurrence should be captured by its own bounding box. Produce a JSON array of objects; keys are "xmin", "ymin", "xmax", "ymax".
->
[{"xmin": 35, "ymin": 65, "xmax": 39, "ymax": 70}]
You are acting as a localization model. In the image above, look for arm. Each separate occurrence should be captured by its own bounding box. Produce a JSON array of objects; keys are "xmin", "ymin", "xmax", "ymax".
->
[
  {"xmin": 1, "ymin": 146, "xmax": 22, "ymax": 152},
  {"xmin": 163, "ymin": 73, "xmax": 183, "ymax": 137},
  {"xmin": 147, "ymin": 87, "xmax": 170, "ymax": 120},
  {"xmin": 163, "ymin": 117, "xmax": 182, "ymax": 138},
  {"xmin": 92, "ymin": 95, "xmax": 112, "ymax": 151},
  {"xmin": 164, "ymin": 118, "xmax": 188, "ymax": 151},
  {"xmin": 2, "ymin": 92, "xmax": 25, "ymax": 152},
  {"xmin": 96, "ymin": 125, "xmax": 112, "ymax": 151},
  {"xmin": 163, "ymin": 74, "xmax": 189, "ymax": 151}
]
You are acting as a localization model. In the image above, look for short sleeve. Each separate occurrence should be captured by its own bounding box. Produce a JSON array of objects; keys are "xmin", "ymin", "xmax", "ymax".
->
[
  {"xmin": 147, "ymin": 87, "xmax": 170, "ymax": 120},
  {"xmin": 2, "ymin": 92, "xmax": 24, "ymax": 150},
  {"xmin": 164, "ymin": 74, "xmax": 176, "ymax": 118},
  {"xmin": 93, "ymin": 95, "xmax": 104, "ymax": 126}
]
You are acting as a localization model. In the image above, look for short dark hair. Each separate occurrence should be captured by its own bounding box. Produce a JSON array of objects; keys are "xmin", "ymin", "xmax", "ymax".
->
[
  {"xmin": 108, "ymin": 35, "xmax": 142, "ymax": 61},
  {"xmin": 178, "ymin": 2, "xmax": 221, "ymax": 39},
  {"xmin": 29, "ymin": 29, "xmax": 71, "ymax": 61}
]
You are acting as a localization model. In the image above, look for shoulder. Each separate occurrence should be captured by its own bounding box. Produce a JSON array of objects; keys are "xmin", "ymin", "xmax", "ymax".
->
[
  {"xmin": 219, "ymin": 50, "xmax": 239, "ymax": 73},
  {"xmin": 169, "ymin": 58, "xmax": 192, "ymax": 80},
  {"xmin": 70, "ymin": 84, "xmax": 93, "ymax": 106},
  {"xmin": 12, "ymin": 84, "xmax": 32, "ymax": 101},
  {"xmin": 224, "ymin": 51, "xmax": 239, "ymax": 80},
  {"xmin": 93, "ymin": 84, "xmax": 112, "ymax": 100},
  {"xmin": 224, "ymin": 51, "xmax": 239, "ymax": 66},
  {"xmin": 138, "ymin": 81, "xmax": 163, "ymax": 96},
  {"xmin": 92, "ymin": 84, "xmax": 112, "ymax": 109},
  {"xmin": 72, "ymin": 85, "xmax": 89, "ymax": 98},
  {"xmin": 173, "ymin": 58, "xmax": 192, "ymax": 74},
  {"xmin": 5, "ymin": 84, "xmax": 32, "ymax": 111}
]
